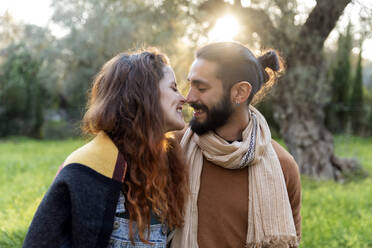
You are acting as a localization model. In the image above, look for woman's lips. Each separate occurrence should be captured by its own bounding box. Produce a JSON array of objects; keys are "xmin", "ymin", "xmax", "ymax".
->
[{"xmin": 176, "ymin": 106, "xmax": 184, "ymax": 118}]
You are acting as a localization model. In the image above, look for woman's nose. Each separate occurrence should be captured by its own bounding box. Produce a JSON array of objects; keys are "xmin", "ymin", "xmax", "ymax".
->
[{"xmin": 179, "ymin": 94, "xmax": 186, "ymax": 104}]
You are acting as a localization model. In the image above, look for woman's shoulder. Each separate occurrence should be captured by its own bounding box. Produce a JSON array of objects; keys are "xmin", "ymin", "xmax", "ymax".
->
[{"xmin": 62, "ymin": 132, "xmax": 126, "ymax": 182}]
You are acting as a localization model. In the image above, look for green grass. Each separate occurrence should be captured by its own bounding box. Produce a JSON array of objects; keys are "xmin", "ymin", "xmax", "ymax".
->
[
  {"xmin": 0, "ymin": 136, "xmax": 372, "ymax": 247},
  {"xmin": 0, "ymin": 138, "xmax": 86, "ymax": 247},
  {"xmin": 300, "ymin": 136, "xmax": 372, "ymax": 248}
]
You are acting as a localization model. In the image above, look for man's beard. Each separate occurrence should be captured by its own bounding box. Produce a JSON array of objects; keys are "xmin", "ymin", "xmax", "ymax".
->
[{"xmin": 190, "ymin": 92, "xmax": 234, "ymax": 136}]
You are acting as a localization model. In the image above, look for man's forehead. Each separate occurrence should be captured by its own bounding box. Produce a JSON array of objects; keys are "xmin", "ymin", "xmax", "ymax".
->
[{"xmin": 188, "ymin": 58, "xmax": 219, "ymax": 82}]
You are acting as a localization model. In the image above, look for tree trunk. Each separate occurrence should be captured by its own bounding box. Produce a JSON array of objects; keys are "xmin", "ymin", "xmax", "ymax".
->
[
  {"xmin": 271, "ymin": 0, "xmax": 365, "ymax": 181},
  {"xmin": 272, "ymin": 65, "xmax": 362, "ymax": 181}
]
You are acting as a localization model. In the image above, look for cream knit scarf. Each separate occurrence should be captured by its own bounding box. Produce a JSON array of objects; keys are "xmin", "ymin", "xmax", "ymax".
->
[{"xmin": 171, "ymin": 106, "xmax": 298, "ymax": 248}]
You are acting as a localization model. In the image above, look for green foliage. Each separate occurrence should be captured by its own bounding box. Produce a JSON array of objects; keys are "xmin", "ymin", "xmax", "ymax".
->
[
  {"xmin": 0, "ymin": 44, "xmax": 46, "ymax": 138},
  {"xmin": 0, "ymin": 137, "xmax": 372, "ymax": 247},
  {"xmin": 369, "ymin": 107, "xmax": 372, "ymax": 135},
  {"xmin": 42, "ymin": 119, "xmax": 81, "ymax": 140},
  {"xmin": 325, "ymin": 25, "xmax": 371, "ymax": 136},
  {"xmin": 50, "ymin": 0, "xmax": 192, "ymax": 119},
  {"xmin": 0, "ymin": 12, "xmax": 23, "ymax": 50},
  {"xmin": 0, "ymin": 20, "xmax": 61, "ymax": 139},
  {"xmin": 366, "ymin": 91, "xmax": 372, "ymax": 135},
  {"xmin": 350, "ymin": 48, "xmax": 365, "ymax": 135},
  {"xmin": 326, "ymin": 23, "xmax": 353, "ymax": 133}
]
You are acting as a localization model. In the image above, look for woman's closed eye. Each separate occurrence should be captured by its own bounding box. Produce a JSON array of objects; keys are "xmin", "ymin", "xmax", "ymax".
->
[
  {"xmin": 171, "ymin": 83, "xmax": 179, "ymax": 92},
  {"xmin": 172, "ymin": 86, "xmax": 178, "ymax": 92}
]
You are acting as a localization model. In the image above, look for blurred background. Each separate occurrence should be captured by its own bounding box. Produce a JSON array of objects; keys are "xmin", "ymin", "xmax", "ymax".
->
[
  {"xmin": 1, "ymin": 0, "xmax": 371, "ymax": 140},
  {"xmin": 1, "ymin": 0, "xmax": 372, "ymax": 247}
]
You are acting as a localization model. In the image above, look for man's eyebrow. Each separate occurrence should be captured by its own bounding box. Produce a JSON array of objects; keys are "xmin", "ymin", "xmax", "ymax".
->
[{"xmin": 188, "ymin": 79, "xmax": 209, "ymax": 86}]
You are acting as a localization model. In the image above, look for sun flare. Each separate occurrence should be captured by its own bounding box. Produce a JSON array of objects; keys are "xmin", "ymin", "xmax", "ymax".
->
[{"xmin": 208, "ymin": 15, "xmax": 240, "ymax": 42}]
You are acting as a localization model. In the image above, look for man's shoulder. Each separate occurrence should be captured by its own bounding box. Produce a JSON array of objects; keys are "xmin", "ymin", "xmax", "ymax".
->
[{"xmin": 271, "ymin": 139, "xmax": 300, "ymax": 179}]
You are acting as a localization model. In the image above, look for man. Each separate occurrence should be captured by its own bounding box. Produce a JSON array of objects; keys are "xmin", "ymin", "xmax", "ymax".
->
[{"xmin": 172, "ymin": 42, "xmax": 301, "ymax": 248}]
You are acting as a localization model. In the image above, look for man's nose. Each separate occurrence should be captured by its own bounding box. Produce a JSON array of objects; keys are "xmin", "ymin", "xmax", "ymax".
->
[{"xmin": 186, "ymin": 88, "xmax": 197, "ymax": 103}]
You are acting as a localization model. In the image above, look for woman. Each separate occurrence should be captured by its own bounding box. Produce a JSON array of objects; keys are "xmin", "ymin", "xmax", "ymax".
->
[{"xmin": 23, "ymin": 49, "xmax": 189, "ymax": 248}]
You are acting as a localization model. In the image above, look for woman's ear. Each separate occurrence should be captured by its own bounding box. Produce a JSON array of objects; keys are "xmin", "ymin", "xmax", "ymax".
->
[{"xmin": 230, "ymin": 81, "xmax": 252, "ymax": 104}]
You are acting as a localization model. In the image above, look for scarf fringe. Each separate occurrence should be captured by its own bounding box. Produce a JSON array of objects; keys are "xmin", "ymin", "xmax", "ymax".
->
[{"xmin": 245, "ymin": 235, "xmax": 299, "ymax": 248}]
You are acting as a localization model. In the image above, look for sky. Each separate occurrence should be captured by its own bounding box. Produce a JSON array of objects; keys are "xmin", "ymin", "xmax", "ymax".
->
[
  {"xmin": 1, "ymin": 0, "xmax": 372, "ymax": 61},
  {"xmin": 1, "ymin": 0, "xmax": 52, "ymax": 27},
  {"xmin": 0, "ymin": 0, "xmax": 67, "ymax": 37}
]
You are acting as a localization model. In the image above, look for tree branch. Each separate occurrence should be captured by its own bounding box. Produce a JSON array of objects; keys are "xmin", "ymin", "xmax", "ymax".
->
[
  {"xmin": 233, "ymin": 0, "xmax": 243, "ymax": 9},
  {"xmin": 239, "ymin": 7, "xmax": 278, "ymax": 46},
  {"xmin": 298, "ymin": 0, "xmax": 351, "ymax": 52},
  {"xmin": 199, "ymin": 0, "xmax": 228, "ymax": 14}
]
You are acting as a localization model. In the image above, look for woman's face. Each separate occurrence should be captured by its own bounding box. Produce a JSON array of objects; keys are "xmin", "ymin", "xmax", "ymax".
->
[{"xmin": 159, "ymin": 66, "xmax": 186, "ymax": 132}]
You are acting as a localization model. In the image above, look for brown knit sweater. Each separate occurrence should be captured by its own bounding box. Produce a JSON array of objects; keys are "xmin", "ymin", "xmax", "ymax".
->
[{"xmin": 196, "ymin": 140, "xmax": 302, "ymax": 248}]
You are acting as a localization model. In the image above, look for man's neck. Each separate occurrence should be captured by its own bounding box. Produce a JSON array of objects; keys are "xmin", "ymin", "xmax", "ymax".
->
[{"xmin": 214, "ymin": 106, "xmax": 250, "ymax": 142}]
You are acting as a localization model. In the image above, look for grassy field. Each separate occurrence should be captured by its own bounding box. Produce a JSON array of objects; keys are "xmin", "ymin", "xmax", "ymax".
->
[
  {"xmin": 0, "ymin": 136, "xmax": 371, "ymax": 247},
  {"xmin": 301, "ymin": 136, "xmax": 372, "ymax": 248}
]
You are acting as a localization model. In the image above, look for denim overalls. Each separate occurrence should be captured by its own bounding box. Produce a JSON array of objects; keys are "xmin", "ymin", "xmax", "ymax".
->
[{"xmin": 107, "ymin": 192, "xmax": 168, "ymax": 248}]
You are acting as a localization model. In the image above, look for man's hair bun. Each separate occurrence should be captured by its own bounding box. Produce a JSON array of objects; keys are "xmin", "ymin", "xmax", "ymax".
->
[{"xmin": 258, "ymin": 50, "xmax": 280, "ymax": 72}]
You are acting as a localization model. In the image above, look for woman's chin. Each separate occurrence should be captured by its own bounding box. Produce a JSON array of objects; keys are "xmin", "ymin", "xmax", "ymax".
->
[
  {"xmin": 176, "ymin": 122, "xmax": 185, "ymax": 131},
  {"xmin": 165, "ymin": 120, "xmax": 185, "ymax": 132}
]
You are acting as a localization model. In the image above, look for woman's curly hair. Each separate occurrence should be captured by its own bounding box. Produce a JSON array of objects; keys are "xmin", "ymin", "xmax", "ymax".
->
[{"xmin": 82, "ymin": 49, "xmax": 188, "ymax": 243}]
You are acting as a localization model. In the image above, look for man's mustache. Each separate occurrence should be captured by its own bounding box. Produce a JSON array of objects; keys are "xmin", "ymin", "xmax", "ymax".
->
[{"xmin": 190, "ymin": 103, "xmax": 209, "ymax": 112}]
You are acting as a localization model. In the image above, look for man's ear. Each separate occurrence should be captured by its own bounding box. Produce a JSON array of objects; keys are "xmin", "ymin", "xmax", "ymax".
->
[{"xmin": 230, "ymin": 81, "xmax": 252, "ymax": 104}]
